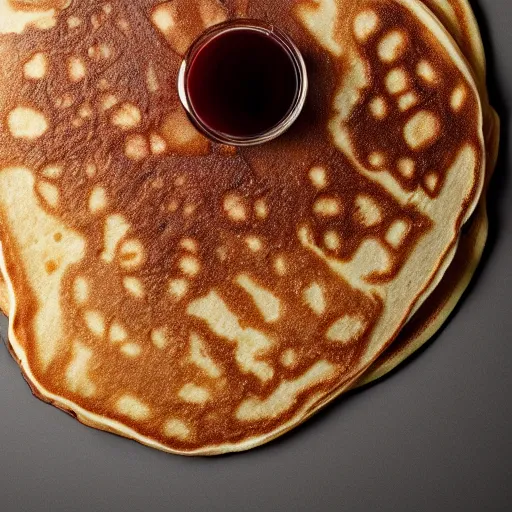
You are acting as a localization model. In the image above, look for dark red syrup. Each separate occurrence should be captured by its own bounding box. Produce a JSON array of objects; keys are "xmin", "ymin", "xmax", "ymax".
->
[{"xmin": 186, "ymin": 28, "xmax": 300, "ymax": 139}]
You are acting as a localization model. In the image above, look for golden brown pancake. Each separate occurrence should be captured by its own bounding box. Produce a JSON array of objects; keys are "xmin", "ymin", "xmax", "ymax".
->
[
  {"xmin": 0, "ymin": 0, "xmax": 484, "ymax": 454},
  {"xmin": 357, "ymin": 108, "xmax": 499, "ymax": 386},
  {"xmin": 356, "ymin": 0, "xmax": 499, "ymax": 386}
]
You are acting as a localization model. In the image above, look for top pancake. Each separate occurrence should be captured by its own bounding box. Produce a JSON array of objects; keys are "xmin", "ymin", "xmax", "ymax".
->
[{"xmin": 0, "ymin": 0, "xmax": 484, "ymax": 454}]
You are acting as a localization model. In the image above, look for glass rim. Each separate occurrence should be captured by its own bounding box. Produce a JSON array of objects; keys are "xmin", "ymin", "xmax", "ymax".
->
[{"xmin": 177, "ymin": 19, "xmax": 309, "ymax": 147}]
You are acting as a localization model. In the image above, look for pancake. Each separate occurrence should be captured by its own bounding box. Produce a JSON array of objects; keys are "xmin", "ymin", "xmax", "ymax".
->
[
  {"xmin": 356, "ymin": 0, "xmax": 498, "ymax": 386},
  {"xmin": 0, "ymin": 0, "xmax": 484, "ymax": 454},
  {"xmin": 0, "ymin": 281, "xmax": 8, "ymax": 315},
  {"xmin": 357, "ymin": 108, "xmax": 498, "ymax": 386}
]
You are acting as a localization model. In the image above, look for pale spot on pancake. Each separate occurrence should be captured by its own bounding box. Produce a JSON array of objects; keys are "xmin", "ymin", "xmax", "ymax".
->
[
  {"xmin": 236, "ymin": 274, "xmax": 281, "ymax": 323},
  {"xmin": 224, "ymin": 194, "xmax": 247, "ymax": 222},
  {"xmin": 151, "ymin": 2, "xmax": 175, "ymax": 33},
  {"xmin": 41, "ymin": 164, "xmax": 63, "ymax": 179},
  {"xmin": 378, "ymin": 31, "xmax": 405, "ymax": 62},
  {"xmin": 254, "ymin": 198, "xmax": 269, "ymax": 219},
  {"xmin": 397, "ymin": 158, "xmax": 415, "ymax": 178},
  {"xmin": 385, "ymin": 220, "xmax": 410, "ymax": 248},
  {"xmin": 123, "ymin": 277, "xmax": 145, "ymax": 298},
  {"xmin": 327, "ymin": 315, "xmax": 366, "ymax": 343},
  {"xmin": 0, "ymin": 2, "xmax": 68, "ymax": 34},
  {"xmin": 369, "ymin": 152, "xmax": 385, "ymax": 167},
  {"xmin": 303, "ymin": 282, "xmax": 326, "ymax": 315},
  {"xmin": 37, "ymin": 181, "xmax": 59, "ymax": 208},
  {"xmin": 198, "ymin": 0, "xmax": 227, "ymax": 27},
  {"xmin": 161, "ymin": 110, "xmax": 209, "ymax": 154},
  {"xmin": 151, "ymin": 328, "xmax": 168, "ymax": 349},
  {"xmin": 179, "ymin": 256, "xmax": 200, "ymax": 277},
  {"xmin": 425, "ymin": 173, "xmax": 439, "ymax": 193},
  {"xmin": 324, "ymin": 230, "xmax": 341, "ymax": 251},
  {"xmin": 85, "ymin": 163, "xmax": 97, "ymax": 178},
  {"xmin": 84, "ymin": 310, "xmax": 106, "ymax": 338},
  {"xmin": 73, "ymin": 277, "xmax": 89, "ymax": 305},
  {"xmin": 417, "ymin": 60, "xmax": 437, "ymax": 83},
  {"xmin": 451, "ymin": 85, "xmax": 467, "ymax": 111},
  {"xmin": 90, "ymin": 14, "xmax": 101, "ymax": 29},
  {"xmin": 101, "ymin": 214, "xmax": 129, "ymax": 263},
  {"xmin": 24, "ymin": 52, "xmax": 48, "ymax": 79},
  {"xmin": 109, "ymin": 322, "xmax": 128, "ymax": 343},
  {"xmin": 178, "ymin": 383, "xmax": 210, "ymax": 404},
  {"xmin": 168, "ymin": 199, "xmax": 179, "ymax": 213},
  {"xmin": 88, "ymin": 43, "xmax": 112, "ymax": 60},
  {"xmin": 189, "ymin": 333, "xmax": 221, "ymax": 378},
  {"xmin": 163, "ymin": 419, "xmax": 190, "ymax": 440},
  {"xmin": 89, "ymin": 186, "xmax": 107, "ymax": 213},
  {"xmin": 103, "ymin": 4, "xmax": 113, "ymax": 15},
  {"xmin": 71, "ymin": 117, "xmax": 84, "ymax": 128},
  {"xmin": 116, "ymin": 395, "xmax": 150, "ymax": 420},
  {"xmin": 146, "ymin": 64, "xmax": 159, "ymax": 93},
  {"xmin": 280, "ymin": 349, "xmax": 297, "ymax": 368},
  {"xmin": 150, "ymin": 133, "xmax": 166, "ymax": 154},
  {"xmin": 120, "ymin": 343, "xmax": 142, "ymax": 357},
  {"xmin": 125, "ymin": 134, "xmax": 148, "ymax": 161},
  {"xmin": 353, "ymin": 10, "xmax": 379, "ymax": 42},
  {"xmin": 188, "ymin": 292, "xmax": 274, "ymax": 382},
  {"xmin": 68, "ymin": 56, "xmax": 86, "ymax": 82},
  {"xmin": 175, "ymin": 175, "xmax": 186, "ymax": 187},
  {"xmin": 354, "ymin": 195, "xmax": 382, "ymax": 226},
  {"xmin": 296, "ymin": 0, "xmax": 342, "ymax": 55},
  {"xmin": 65, "ymin": 343, "xmax": 96, "ymax": 398},
  {"xmin": 8, "ymin": 107, "xmax": 48, "ymax": 139},
  {"xmin": 152, "ymin": 177, "xmax": 164, "ymax": 189},
  {"xmin": 116, "ymin": 18, "xmax": 130, "ymax": 34},
  {"xmin": 183, "ymin": 203, "xmax": 197, "ymax": 217},
  {"xmin": 169, "ymin": 278, "xmax": 189, "ymax": 300},
  {"xmin": 55, "ymin": 93, "xmax": 74, "ymax": 109},
  {"xmin": 385, "ymin": 68, "xmax": 408, "ymax": 95},
  {"xmin": 67, "ymin": 16, "xmax": 81, "ymax": 29},
  {"xmin": 100, "ymin": 94, "xmax": 118, "ymax": 112},
  {"xmin": 236, "ymin": 361, "xmax": 335, "ymax": 421},
  {"xmin": 274, "ymin": 256, "xmax": 287, "ymax": 276},
  {"xmin": 78, "ymin": 104, "xmax": 92, "ymax": 119},
  {"xmin": 111, "ymin": 103, "xmax": 141, "ymax": 130},
  {"xmin": 398, "ymin": 91, "xmax": 418, "ymax": 111},
  {"xmin": 180, "ymin": 238, "xmax": 198, "ymax": 253},
  {"xmin": 309, "ymin": 166, "xmax": 327, "ymax": 189},
  {"xmin": 313, "ymin": 196, "xmax": 341, "ymax": 217},
  {"xmin": 245, "ymin": 236, "xmax": 263, "ymax": 252},
  {"xmin": 404, "ymin": 111, "xmax": 440, "ymax": 149},
  {"xmin": 369, "ymin": 97, "xmax": 387, "ymax": 120}
]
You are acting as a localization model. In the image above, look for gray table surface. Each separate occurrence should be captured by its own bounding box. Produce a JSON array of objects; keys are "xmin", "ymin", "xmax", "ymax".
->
[{"xmin": 1, "ymin": 1, "xmax": 511, "ymax": 511}]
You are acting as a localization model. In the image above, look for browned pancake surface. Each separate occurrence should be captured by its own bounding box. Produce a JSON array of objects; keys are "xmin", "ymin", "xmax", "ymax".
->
[{"xmin": 0, "ymin": 0, "xmax": 483, "ymax": 453}]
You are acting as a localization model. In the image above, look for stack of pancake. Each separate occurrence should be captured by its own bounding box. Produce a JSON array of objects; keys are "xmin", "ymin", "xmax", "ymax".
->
[{"xmin": 0, "ymin": 0, "xmax": 498, "ymax": 455}]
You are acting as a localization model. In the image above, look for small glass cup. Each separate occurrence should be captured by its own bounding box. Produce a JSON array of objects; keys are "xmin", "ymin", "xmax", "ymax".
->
[{"xmin": 177, "ymin": 19, "xmax": 308, "ymax": 146}]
